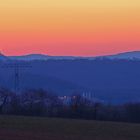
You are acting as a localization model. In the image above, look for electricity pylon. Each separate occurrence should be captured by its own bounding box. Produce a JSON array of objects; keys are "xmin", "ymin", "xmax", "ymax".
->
[{"xmin": 2, "ymin": 63, "xmax": 31, "ymax": 93}]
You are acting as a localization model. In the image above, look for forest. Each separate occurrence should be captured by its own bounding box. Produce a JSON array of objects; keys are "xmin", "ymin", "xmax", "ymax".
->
[{"xmin": 0, "ymin": 87, "xmax": 140, "ymax": 123}]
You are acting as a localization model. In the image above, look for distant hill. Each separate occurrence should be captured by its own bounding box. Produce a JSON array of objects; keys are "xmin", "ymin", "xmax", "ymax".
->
[
  {"xmin": 1, "ymin": 51, "xmax": 139, "ymax": 61},
  {"xmin": 9, "ymin": 54, "xmax": 82, "ymax": 61},
  {"xmin": 9, "ymin": 54, "xmax": 51, "ymax": 60},
  {"xmin": 1, "ymin": 58, "xmax": 140, "ymax": 104},
  {"xmin": 1, "ymin": 51, "xmax": 140, "ymax": 104},
  {"xmin": 105, "ymin": 51, "xmax": 140, "ymax": 60},
  {"xmin": 0, "ymin": 51, "xmax": 140, "ymax": 61},
  {"xmin": 0, "ymin": 52, "xmax": 8, "ymax": 61}
]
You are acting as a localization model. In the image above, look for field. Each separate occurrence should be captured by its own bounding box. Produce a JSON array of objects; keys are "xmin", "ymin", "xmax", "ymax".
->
[{"xmin": 0, "ymin": 116, "xmax": 140, "ymax": 140}]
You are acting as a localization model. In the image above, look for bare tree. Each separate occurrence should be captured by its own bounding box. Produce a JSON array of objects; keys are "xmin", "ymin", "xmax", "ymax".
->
[{"xmin": 0, "ymin": 88, "xmax": 12, "ymax": 114}]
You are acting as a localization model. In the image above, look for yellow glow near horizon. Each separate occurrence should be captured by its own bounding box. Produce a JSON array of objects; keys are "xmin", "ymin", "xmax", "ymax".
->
[{"xmin": 0, "ymin": 0, "xmax": 140, "ymax": 7}]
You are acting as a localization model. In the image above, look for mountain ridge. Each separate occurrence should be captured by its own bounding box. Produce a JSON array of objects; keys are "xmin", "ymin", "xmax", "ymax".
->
[
  {"xmin": 1, "ymin": 51, "xmax": 140, "ymax": 61},
  {"xmin": 106, "ymin": 51, "xmax": 140, "ymax": 59}
]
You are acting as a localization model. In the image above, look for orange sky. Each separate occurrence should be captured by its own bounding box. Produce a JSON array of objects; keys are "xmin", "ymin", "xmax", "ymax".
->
[{"xmin": 0, "ymin": 0, "xmax": 140, "ymax": 56}]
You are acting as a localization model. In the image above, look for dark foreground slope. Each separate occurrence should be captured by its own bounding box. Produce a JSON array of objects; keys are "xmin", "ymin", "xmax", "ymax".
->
[{"xmin": 0, "ymin": 116, "xmax": 140, "ymax": 140}]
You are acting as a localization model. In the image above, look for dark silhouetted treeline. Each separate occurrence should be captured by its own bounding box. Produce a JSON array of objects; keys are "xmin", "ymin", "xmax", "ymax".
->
[{"xmin": 0, "ymin": 87, "xmax": 140, "ymax": 123}]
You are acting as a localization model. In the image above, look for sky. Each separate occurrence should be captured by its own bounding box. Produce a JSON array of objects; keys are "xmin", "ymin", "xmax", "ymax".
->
[{"xmin": 0, "ymin": 0, "xmax": 140, "ymax": 56}]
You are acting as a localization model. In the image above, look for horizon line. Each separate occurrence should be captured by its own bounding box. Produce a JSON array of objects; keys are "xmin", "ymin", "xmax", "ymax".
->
[{"xmin": 1, "ymin": 50, "xmax": 140, "ymax": 57}]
